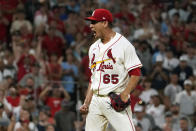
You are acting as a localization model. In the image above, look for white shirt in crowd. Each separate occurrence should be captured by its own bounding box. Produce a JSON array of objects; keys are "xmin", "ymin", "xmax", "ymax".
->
[
  {"xmin": 175, "ymin": 90, "xmax": 196, "ymax": 116},
  {"xmin": 164, "ymin": 84, "xmax": 182, "ymax": 104},
  {"xmin": 140, "ymin": 89, "xmax": 158, "ymax": 104},
  {"xmin": 146, "ymin": 104, "xmax": 165, "ymax": 128},
  {"xmin": 163, "ymin": 57, "xmax": 179, "ymax": 71}
]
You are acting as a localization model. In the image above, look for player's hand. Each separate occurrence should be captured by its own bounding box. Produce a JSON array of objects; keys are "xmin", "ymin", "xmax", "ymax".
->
[
  {"xmin": 120, "ymin": 92, "xmax": 129, "ymax": 103},
  {"xmin": 79, "ymin": 104, "xmax": 89, "ymax": 114}
]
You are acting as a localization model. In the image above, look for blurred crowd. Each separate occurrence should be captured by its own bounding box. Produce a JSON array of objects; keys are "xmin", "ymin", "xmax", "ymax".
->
[{"xmin": 0, "ymin": 0, "xmax": 195, "ymax": 131}]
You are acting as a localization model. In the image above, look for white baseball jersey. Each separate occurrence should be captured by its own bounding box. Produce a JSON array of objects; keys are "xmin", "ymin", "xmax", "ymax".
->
[{"xmin": 89, "ymin": 32, "xmax": 142, "ymax": 95}]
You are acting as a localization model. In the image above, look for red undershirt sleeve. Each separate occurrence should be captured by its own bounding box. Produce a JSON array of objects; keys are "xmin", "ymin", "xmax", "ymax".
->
[{"xmin": 128, "ymin": 67, "xmax": 141, "ymax": 76}]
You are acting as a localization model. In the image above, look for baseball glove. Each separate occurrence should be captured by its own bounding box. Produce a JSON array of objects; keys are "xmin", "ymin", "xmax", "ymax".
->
[{"xmin": 108, "ymin": 92, "xmax": 130, "ymax": 112}]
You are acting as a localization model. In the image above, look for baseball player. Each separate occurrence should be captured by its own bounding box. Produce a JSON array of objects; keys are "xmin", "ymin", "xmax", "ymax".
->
[{"xmin": 80, "ymin": 9, "xmax": 142, "ymax": 131}]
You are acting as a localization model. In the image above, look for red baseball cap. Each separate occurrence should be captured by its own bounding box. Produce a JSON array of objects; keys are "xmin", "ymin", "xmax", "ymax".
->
[{"xmin": 85, "ymin": 9, "xmax": 113, "ymax": 23}]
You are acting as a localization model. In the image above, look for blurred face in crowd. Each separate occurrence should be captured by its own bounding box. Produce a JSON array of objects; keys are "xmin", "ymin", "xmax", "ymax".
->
[
  {"xmin": 40, "ymin": 4, "xmax": 48, "ymax": 14},
  {"xmin": 135, "ymin": 111, "xmax": 144, "ymax": 120},
  {"xmin": 170, "ymin": 105, "xmax": 179, "ymax": 115},
  {"xmin": 9, "ymin": 87, "xmax": 17, "ymax": 96},
  {"xmin": 155, "ymin": 61, "xmax": 163, "ymax": 68},
  {"xmin": 158, "ymin": 43, "xmax": 165, "ymax": 52},
  {"xmin": 179, "ymin": 60, "xmax": 187, "ymax": 68},
  {"xmin": 53, "ymin": 87, "xmax": 61, "ymax": 97},
  {"xmin": 39, "ymin": 111, "xmax": 48, "ymax": 121},
  {"xmin": 67, "ymin": 54, "xmax": 74, "ymax": 63},
  {"xmin": 152, "ymin": 95, "xmax": 161, "ymax": 106},
  {"xmin": 143, "ymin": 80, "xmax": 151, "ymax": 89},
  {"xmin": 187, "ymin": 47, "xmax": 195, "ymax": 58},
  {"xmin": 31, "ymin": 66, "xmax": 40, "ymax": 75},
  {"xmin": 35, "ymin": 25, "xmax": 45, "ymax": 36},
  {"xmin": 20, "ymin": 24, "xmax": 30, "ymax": 35},
  {"xmin": 184, "ymin": 84, "xmax": 192, "ymax": 91},
  {"xmin": 17, "ymin": 12, "xmax": 25, "ymax": 20},
  {"xmin": 166, "ymin": 50, "xmax": 173, "ymax": 59},
  {"xmin": 179, "ymin": 119, "xmax": 188, "ymax": 130},
  {"xmin": 165, "ymin": 115, "xmax": 173, "ymax": 123},
  {"xmin": 174, "ymin": 1, "xmax": 180, "ymax": 9},
  {"xmin": 20, "ymin": 109, "xmax": 30, "ymax": 121},
  {"xmin": 25, "ymin": 98, "xmax": 35, "ymax": 109},
  {"xmin": 173, "ymin": 13, "xmax": 180, "ymax": 23},
  {"xmin": 26, "ymin": 78, "xmax": 34, "ymax": 87},
  {"xmin": 135, "ymin": 125, "xmax": 142, "ymax": 131},
  {"xmin": 11, "ymin": 32, "xmax": 21, "ymax": 43},
  {"xmin": 48, "ymin": 27, "xmax": 55, "ymax": 37},
  {"xmin": 50, "ymin": 54, "xmax": 58, "ymax": 63},
  {"xmin": 7, "ymin": 54, "xmax": 14, "ymax": 65},
  {"xmin": 170, "ymin": 74, "xmax": 178, "ymax": 84},
  {"xmin": 66, "ymin": 48, "xmax": 73, "ymax": 55},
  {"xmin": 24, "ymin": 56, "xmax": 31, "ymax": 65}
]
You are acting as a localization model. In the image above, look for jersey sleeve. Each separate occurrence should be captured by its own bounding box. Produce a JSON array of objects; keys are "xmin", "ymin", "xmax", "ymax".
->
[{"xmin": 124, "ymin": 42, "xmax": 142, "ymax": 72}]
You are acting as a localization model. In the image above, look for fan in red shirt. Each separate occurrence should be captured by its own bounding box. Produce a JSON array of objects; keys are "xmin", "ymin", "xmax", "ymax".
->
[
  {"xmin": 48, "ymin": 7, "xmax": 65, "ymax": 34},
  {"xmin": 6, "ymin": 86, "xmax": 20, "ymax": 107},
  {"xmin": 42, "ymin": 26, "xmax": 64, "ymax": 57},
  {"xmin": 40, "ymin": 83, "xmax": 70, "ymax": 117},
  {"xmin": 46, "ymin": 53, "xmax": 62, "ymax": 81},
  {"xmin": 0, "ymin": 0, "xmax": 25, "ymax": 22},
  {"xmin": 130, "ymin": 85, "xmax": 144, "ymax": 113},
  {"xmin": 20, "ymin": 25, "xmax": 33, "ymax": 48},
  {"xmin": 17, "ymin": 54, "xmax": 36, "ymax": 81},
  {"xmin": 114, "ymin": 6, "xmax": 135, "ymax": 25}
]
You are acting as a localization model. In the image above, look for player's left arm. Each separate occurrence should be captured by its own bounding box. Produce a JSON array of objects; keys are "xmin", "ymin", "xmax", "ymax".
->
[
  {"xmin": 120, "ymin": 40, "xmax": 142, "ymax": 102},
  {"xmin": 120, "ymin": 68, "xmax": 141, "ymax": 102}
]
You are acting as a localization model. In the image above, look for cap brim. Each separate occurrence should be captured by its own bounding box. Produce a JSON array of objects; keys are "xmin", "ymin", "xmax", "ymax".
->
[{"xmin": 85, "ymin": 17, "xmax": 99, "ymax": 21}]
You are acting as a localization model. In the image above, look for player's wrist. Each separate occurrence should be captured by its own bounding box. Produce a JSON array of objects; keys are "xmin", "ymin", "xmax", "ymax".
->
[
  {"xmin": 84, "ymin": 100, "xmax": 90, "ymax": 106},
  {"xmin": 121, "ymin": 90, "xmax": 129, "ymax": 96}
]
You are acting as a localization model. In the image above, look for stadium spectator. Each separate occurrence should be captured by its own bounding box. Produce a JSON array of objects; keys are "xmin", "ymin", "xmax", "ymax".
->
[
  {"xmin": 179, "ymin": 117, "xmax": 192, "ymax": 131},
  {"xmin": 164, "ymin": 72, "xmax": 182, "ymax": 106},
  {"xmin": 6, "ymin": 85, "xmax": 20, "ymax": 108},
  {"xmin": 134, "ymin": 104, "xmax": 153, "ymax": 131},
  {"xmin": 140, "ymin": 78, "xmax": 158, "ymax": 104},
  {"xmin": 146, "ymin": 94, "xmax": 165, "ymax": 128},
  {"xmin": 46, "ymin": 53, "xmax": 62, "ymax": 81},
  {"xmin": 10, "ymin": 10, "xmax": 32, "ymax": 34},
  {"xmin": 39, "ymin": 83, "xmax": 70, "ymax": 117},
  {"xmin": 37, "ymin": 108, "xmax": 51, "ymax": 131},
  {"xmin": 175, "ymin": 79, "xmax": 196, "ymax": 117},
  {"xmin": 173, "ymin": 55, "xmax": 193, "ymax": 86},
  {"xmin": 61, "ymin": 52, "xmax": 78, "ymax": 100},
  {"xmin": 55, "ymin": 99, "xmax": 75, "ymax": 131}
]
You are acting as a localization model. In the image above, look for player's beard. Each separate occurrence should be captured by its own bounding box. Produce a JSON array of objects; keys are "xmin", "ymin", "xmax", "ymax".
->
[
  {"xmin": 88, "ymin": 32, "xmax": 98, "ymax": 41},
  {"xmin": 87, "ymin": 32, "xmax": 98, "ymax": 42}
]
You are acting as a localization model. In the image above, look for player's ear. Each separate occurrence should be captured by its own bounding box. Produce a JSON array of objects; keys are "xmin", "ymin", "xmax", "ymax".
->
[{"xmin": 103, "ymin": 21, "xmax": 109, "ymax": 28}]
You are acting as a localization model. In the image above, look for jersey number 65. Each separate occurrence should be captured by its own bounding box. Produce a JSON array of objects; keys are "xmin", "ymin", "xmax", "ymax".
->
[{"xmin": 103, "ymin": 74, "xmax": 119, "ymax": 84}]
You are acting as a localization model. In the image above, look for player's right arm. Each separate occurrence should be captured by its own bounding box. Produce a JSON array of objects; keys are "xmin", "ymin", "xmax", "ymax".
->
[{"xmin": 80, "ymin": 82, "xmax": 93, "ymax": 114}]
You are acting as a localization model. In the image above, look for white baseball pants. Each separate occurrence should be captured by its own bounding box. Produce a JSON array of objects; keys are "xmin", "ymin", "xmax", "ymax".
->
[{"xmin": 85, "ymin": 95, "xmax": 135, "ymax": 131}]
